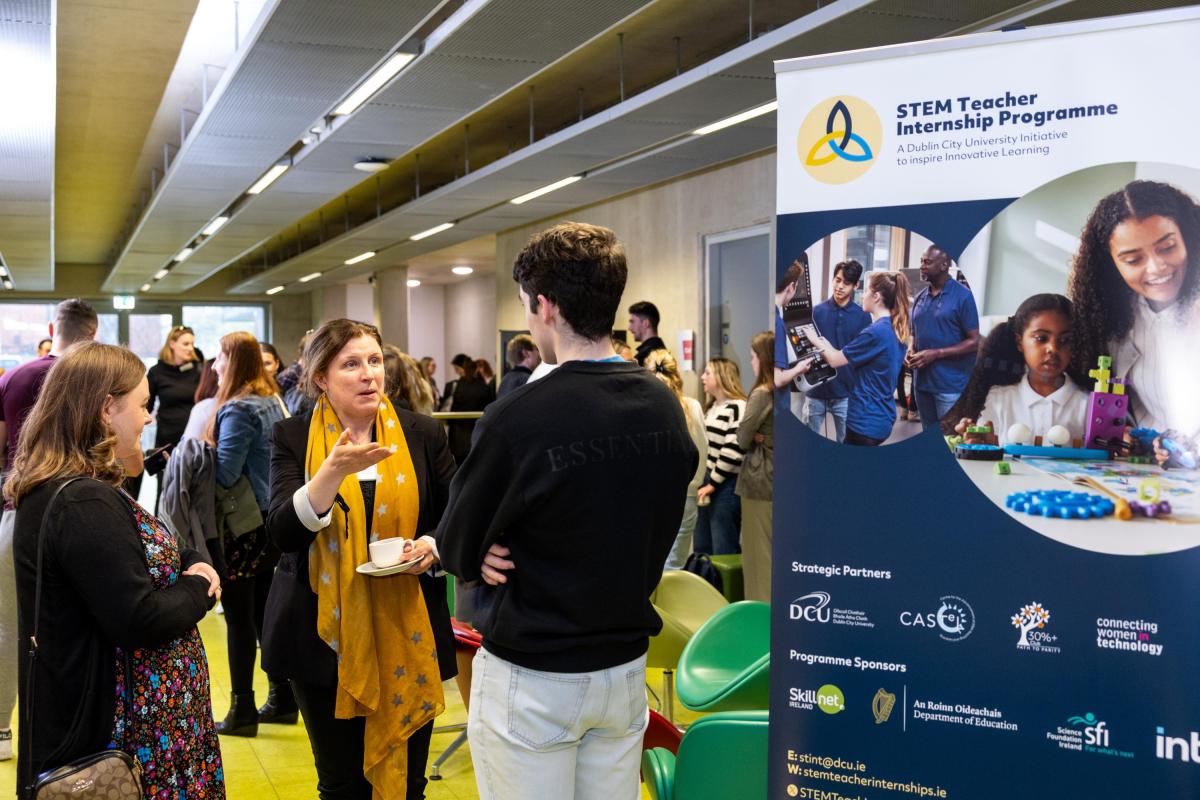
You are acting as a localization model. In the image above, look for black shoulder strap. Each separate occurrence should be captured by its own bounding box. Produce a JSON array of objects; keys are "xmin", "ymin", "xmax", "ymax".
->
[{"xmin": 22, "ymin": 477, "xmax": 86, "ymax": 795}]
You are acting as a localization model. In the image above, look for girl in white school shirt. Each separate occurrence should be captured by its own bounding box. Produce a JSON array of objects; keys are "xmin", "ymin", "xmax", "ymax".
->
[{"xmin": 943, "ymin": 294, "xmax": 1089, "ymax": 444}]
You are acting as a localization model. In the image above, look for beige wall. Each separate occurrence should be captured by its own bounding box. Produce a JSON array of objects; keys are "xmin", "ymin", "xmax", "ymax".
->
[{"xmin": 495, "ymin": 151, "xmax": 775, "ymax": 395}]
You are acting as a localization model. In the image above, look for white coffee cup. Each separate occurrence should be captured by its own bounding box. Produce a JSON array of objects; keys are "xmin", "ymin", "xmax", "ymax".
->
[{"xmin": 369, "ymin": 538, "xmax": 411, "ymax": 568}]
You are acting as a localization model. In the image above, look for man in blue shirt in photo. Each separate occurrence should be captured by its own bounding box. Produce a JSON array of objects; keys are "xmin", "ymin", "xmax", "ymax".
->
[
  {"xmin": 907, "ymin": 245, "xmax": 981, "ymax": 430},
  {"xmin": 805, "ymin": 259, "xmax": 871, "ymax": 441}
]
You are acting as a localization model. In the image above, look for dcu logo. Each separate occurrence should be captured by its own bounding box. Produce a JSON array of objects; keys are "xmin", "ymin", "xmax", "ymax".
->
[{"xmin": 797, "ymin": 96, "xmax": 881, "ymax": 184}]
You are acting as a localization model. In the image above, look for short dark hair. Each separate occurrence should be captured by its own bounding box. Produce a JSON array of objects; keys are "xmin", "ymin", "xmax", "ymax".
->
[
  {"xmin": 506, "ymin": 334, "xmax": 537, "ymax": 366},
  {"xmin": 777, "ymin": 258, "xmax": 806, "ymax": 294},
  {"xmin": 833, "ymin": 260, "xmax": 864, "ymax": 286},
  {"xmin": 53, "ymin": 298, "xmax": 97, "ymax": 345},
  {"xmin": 451, "ymin": 352, "xmax": 477, "ymax": 380},
  {"xmin": 512, "ymin": 222, "xmax": 628, "ymax": 341},
  {"xmin": 628, "ymin": 301, "xmax": 660, "ymax": 331}
]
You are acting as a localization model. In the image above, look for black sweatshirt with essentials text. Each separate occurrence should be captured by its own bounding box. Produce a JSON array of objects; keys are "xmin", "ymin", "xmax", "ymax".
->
[{"xmin": 435, "ymin": 359, "xmax": 697, "ymax": 672}]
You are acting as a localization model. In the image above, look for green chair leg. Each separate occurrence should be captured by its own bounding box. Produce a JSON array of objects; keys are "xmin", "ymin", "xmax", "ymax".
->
[{"xmin": 641, "ymin": 747, "xmax": 676, "ymax": 800}]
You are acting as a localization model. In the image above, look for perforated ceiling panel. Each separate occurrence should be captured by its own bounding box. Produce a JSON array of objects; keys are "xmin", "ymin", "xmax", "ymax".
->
[
  {"xmin": 225, "ymin": 0, "xmax": 1112, "ymax": 295},
  {"xmin": 103, "ymin": 0, "xmax": 444, "ymax": 292},
  {"xmin": 0, "ymin": 0, "xmax": 54, "ymax": 290},
  {"xmin": 153, "ymin": 0, "xmax": 654, "ymax": 294}
]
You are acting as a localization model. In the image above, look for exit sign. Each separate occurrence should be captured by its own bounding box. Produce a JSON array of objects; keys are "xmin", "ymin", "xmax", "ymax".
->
[{"xmin": 113, "ymin": 295, "xmax": 136, "ymax": 310}]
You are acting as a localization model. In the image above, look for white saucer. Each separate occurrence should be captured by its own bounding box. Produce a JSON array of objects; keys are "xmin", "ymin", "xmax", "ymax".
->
[{"xmin": 356, "ymin": 557, "xmax": 423, "ymax": 577}]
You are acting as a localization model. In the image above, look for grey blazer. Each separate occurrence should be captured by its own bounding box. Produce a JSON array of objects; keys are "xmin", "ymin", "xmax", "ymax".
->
[{"xmin": 735, "ymin": 386, "xmax": 773, "ymax": 501}]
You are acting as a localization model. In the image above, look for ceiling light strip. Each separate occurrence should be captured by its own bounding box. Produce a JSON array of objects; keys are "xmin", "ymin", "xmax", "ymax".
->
[
  {"xmin": 343, "ymin": 251, "xmax": 376, "ymax": 266},
  {"xmin": 299, "ymin": 272, "xmax": 322, "ymax": 283},
  {"xmin": 333, "ymin": 51, "xmax": 417, "ymax": 116},
  {"xmin": 410, "ymin": 222, "xmax": 454, "ymax": 241},
  {"xmin": 692, "ymin": 100, "xmax": 778, "ymax": 136},
  {"xmin": 266, "ymin": 285, "xmax": 285, "ymax": 295},
  {"xmin": 510, "ymin": 175, "xmax": 583, "ymax": 205},
  {"xmin": 201, "ymin": 215, "xmax": 230, "ymax": 237},
  {"xmin": 247, "ymin": 163, "xmax": 289, "ymax": 195}
]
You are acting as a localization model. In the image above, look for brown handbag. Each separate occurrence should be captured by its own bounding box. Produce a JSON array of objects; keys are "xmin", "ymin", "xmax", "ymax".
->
[{"xmin": 23, "ymin": 478, "xmax": 144, "ymax": 800}]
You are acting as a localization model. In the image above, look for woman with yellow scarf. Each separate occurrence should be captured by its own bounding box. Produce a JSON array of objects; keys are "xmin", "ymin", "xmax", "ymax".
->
[{"xmin": 262, "ymin": 319, "xmax": 456, "ymax": 799}]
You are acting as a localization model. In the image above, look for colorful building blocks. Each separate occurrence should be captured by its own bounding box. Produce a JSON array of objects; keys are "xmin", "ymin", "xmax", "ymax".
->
[
  {"xmin": 994, "ymin": 461, "xmax": 1011, "ymax": 475},
  {"xmin": 1084, "ymin": 356, "xmax": 1130, "ymax": 451},
  {"xmin": 1005, "ymin": 489, "xmax": 1115, "ymax": 519},
  {"xmin": 964, "ymin": 422, "xmax": 998, "ymax": 446},
  {"xmin": 956, "ymin": 443, "xmax": 1004, "ymax": 461}
]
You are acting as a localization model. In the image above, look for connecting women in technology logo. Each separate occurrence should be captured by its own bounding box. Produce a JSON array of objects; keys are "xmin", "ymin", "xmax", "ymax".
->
[{"xmin": 798, "ymin": 96, "xmax": 881, "ymax": 184}]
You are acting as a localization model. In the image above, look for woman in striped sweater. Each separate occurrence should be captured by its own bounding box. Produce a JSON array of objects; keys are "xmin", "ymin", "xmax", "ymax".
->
[{"xmin": 695, "ymin": 357, "xmax": 747, "ymax": 555}]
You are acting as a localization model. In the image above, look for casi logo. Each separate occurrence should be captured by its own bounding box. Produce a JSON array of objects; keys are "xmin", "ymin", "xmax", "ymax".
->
[
  {"xmin": 817, "ymin": 684, "xmax": 845, "ymax": 715},
  {"xmin": 1068, "ymin": 713, "xmax": 1110, "ymax": 747},
  {"xmin": 1156, "ymin": 727, "xmax": 1200, "ymax": 762},
  {"xmin": 899, "ymin": 595, "xmax": 976, "ymax": 642},
  {"xmin": 797, "ymin": 96, "xmax": 881, "ymax": 184},
  {"xmin": 790, "ymin": 591, "xmax": 831, "ymax": 623}
]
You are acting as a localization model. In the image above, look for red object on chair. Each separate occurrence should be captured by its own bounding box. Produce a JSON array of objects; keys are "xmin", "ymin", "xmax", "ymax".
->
[
  {"xmin": 430, "ymin": 618, "xmax": 483, "ymax": 781},
  {"xmin": 643, "ymin": 709, "xmax": 683, "ymax": 755}
]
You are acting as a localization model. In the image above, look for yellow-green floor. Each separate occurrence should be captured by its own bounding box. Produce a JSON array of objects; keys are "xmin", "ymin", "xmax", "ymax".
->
[{"xmin": 2, "ymin": 610, "xmax": 679, "ymax": 798}]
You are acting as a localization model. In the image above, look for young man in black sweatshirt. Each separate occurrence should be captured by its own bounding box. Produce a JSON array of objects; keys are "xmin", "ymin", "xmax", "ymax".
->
[{"xmin": 426, "ymin": 222, "xmax": 697, "ymax": 799}]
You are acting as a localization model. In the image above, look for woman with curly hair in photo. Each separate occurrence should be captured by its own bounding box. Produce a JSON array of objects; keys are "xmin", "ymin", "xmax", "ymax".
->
[{"xmin": 1068, "ymin": 179, "xmax": 1200, "ymax": 437}]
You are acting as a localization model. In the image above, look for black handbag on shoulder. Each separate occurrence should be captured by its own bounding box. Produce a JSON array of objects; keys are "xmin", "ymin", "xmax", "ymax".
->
[{"xmin": 23, "ymin": 478, "xmax": 144, "ymax": 800}]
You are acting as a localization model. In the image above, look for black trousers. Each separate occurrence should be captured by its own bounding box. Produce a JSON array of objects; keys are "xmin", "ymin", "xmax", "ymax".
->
[
  {"xmin": 221, "ymin": 571, "xmax": 274, "ymax": 694},
  {"xmin": 844, "ymin": 428, "xmax": 885, "ymax": 447},
  {"xmin": 292, "ymin": 679, "xmax": 435, "ymax": 800}
]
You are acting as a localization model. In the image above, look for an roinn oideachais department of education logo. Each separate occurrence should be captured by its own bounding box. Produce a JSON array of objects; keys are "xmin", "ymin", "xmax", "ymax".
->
[{"xmin": 797, "ymin": 96, "xmax": 881, "ymax": 184}]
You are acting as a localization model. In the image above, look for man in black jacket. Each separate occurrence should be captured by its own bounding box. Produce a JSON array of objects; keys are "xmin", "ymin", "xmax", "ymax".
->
[
  {"xmin": 429, "ymin": 222, "xmax": 696, "ymax": 800},
  {"xmin": 496, "ymin": 334, "xmax": 540, "ymax": 399},
  {"xmin": 629, "ymin": 300, "xmax": 666, "ymax": 365}
]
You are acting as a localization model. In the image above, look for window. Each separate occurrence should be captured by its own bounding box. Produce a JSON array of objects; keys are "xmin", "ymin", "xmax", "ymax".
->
[
  {"xmin": 129, "ymin": 314, "xmax": 174, "ymax": 369},
  {"xmin": 0, "ymin": 302, "xmax": 56, "ymax": 370},
  {"xmin": 96, "ymin": 313, "xmax": 119, "ymax": 345},
  {"xmin": 183, "ymin": 305, "xmax": 267, "ymax": 361}
]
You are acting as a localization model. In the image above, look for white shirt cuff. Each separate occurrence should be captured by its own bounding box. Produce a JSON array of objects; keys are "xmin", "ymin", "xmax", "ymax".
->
[{"xmin": 293, "ymin": 484, "xmax": 334, "ymax": 532}]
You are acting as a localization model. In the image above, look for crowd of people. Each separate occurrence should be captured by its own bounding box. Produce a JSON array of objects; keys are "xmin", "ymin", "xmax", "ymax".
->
[{"xmin": 0, "ymin": 221, "xmax": 777, "ymax": 800}]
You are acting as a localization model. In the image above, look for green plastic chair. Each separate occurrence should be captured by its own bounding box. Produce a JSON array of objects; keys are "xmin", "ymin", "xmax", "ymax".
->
[
  {"xmin": 708, "ymin": 554, "xmax": 744, "ymax": 602},
  {"xmin": 676, "ymin": 601, "xmax": 770, "ymax": 712},
  {"xmin": 641, "ymin": 711, "xmax": 769, "ymax": 800},
  {"xmin": 647, "ymin": 571, "xmax": 728, "ymax": 721}
]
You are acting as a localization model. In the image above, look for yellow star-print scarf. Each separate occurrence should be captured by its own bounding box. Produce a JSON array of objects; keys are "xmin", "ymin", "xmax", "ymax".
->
[{"xmin": 306, "ymin": 395, "xmax": 444, "ymax": 799}]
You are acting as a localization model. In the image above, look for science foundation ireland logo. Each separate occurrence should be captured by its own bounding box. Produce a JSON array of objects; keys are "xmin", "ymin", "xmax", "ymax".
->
[{"xmin": 798, "ymin": 96, "xmax": 881, "ymax": 184}]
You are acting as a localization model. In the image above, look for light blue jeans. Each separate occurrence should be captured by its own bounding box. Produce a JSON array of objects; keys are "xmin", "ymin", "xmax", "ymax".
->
[
  {"xmin": 915, "ymin": 390, "xmax": 961, "ymax": 431},
  {"xmin": 806, "ymin": 396, "xmax": 848, "ymax": 442},
  {"xmin": 469, "ymin": 648, "xmax": 648, "ymax": 800},
  {"xmin": 664, "ymin": 495, "xmax": 697, "ymax": 570}
]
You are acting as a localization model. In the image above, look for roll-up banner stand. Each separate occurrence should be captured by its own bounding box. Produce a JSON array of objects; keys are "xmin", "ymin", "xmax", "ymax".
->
[{"xmin": 772, "ymin": 7, "xmax": 1200, "ymax": 798}]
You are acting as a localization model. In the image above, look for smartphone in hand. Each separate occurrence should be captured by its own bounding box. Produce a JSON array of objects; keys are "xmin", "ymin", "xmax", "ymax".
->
[{"xmin": 143, "ymin": 444, "xmax": 172, "ymax": 476}]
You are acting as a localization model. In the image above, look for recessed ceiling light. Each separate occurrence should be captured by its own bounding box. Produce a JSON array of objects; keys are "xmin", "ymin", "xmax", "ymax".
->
[
  {"xmin": 299, "ymin": 272, "xmax": 322, "ymax": 283},
  {"xmin": 154, "ymin": 269, "xmax": 169, "ymax": 280},
  {"xmin": 309, "ymin": 126, "xmax": 322, "ymax": 135},
  {"xmin": 344, "ymin": 252, "xmax": 376, "ymax": 266},
  {"xmin": 406, "ymin": 278, "xmax": 421, "ymax": 287},
  {"xmin": 452, "ymin": 265, "xmax": 473, "ymax": 276},
  {"xmin": 140, "ymin": 283, "xmax": 152, "ymax": 292},
  {"xmin": 353, "ymin": 157, "xmax": 391, "ymax": 173},
  {"xmin": 175, "ymin": 246, "xmax": 194, "ymax": 262},
  {"xmin": 266, "ymin": 285, "xmax": 285, "ymax": 295},
  {"xmin": 333, "ymin": 51, "xmax": 417, "ymax": 116},
  {"xmin": 247, "ymin": 163, "xmax": 289, "ymax": 195},
  {"xmin": 411, "ymin": 222, "xmax": 454, "ymax": 241},
  {"xmin": 201, "ymin": 215, "xmax": 229, "ymax": 236},
  {"xmin": 2, "ymin": 279, "xmax": 12, "ymax": 290}
]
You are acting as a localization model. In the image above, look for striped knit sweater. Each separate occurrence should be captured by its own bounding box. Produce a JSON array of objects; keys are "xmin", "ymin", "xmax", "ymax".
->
[{"xmin": 704, "ymin": 398, "xmax": 746, "ymax": 484}]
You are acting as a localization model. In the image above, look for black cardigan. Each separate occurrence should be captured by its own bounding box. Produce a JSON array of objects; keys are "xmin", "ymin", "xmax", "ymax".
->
[
  {"xmin": 262, "ymin": 408, "xmax": 457, "ymax": 686},
  {"xmin": 13, "ymin": 479, "xmax": 211, "ymax": 785},
  {"xmin": 146, "ymin": 360, "xmax": 201, "ymax": 448}
]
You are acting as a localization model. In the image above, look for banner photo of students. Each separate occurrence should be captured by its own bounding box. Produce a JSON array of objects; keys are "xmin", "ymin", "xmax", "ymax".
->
[{"xmin": 772, "ymin": 8, "xmax": 1200, "ymax": 799}]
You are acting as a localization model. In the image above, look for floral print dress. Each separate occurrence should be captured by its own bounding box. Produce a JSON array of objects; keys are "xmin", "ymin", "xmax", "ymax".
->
[{"xmin": 110, "ymin": 493, "xmax": 225, "ymax": 798}]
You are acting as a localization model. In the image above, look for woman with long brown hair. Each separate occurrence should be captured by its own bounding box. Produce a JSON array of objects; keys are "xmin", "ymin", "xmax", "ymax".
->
[
  {"xmin": 263, "ymin": 319, "xmax": 455, "ymax": 799},
  {"xmin": 804, "ymin": 271, "xmax": 912, "ymax": 446},
  {"xmin": 737, "ymin": 332, "xmax": 776, "ymax": 601},
  {"xmin": 207, "ymin": 331, "xmax": 288, "ymax": 736},
  {"xmin": 8, "ymin": 342, "xmax": 223, "ymax": 797}
]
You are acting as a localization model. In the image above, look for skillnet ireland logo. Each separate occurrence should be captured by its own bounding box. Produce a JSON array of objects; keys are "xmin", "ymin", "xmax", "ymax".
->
[{"xmin": 797, "ymin": 96, "xmax": 881, "ymax": 184}]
